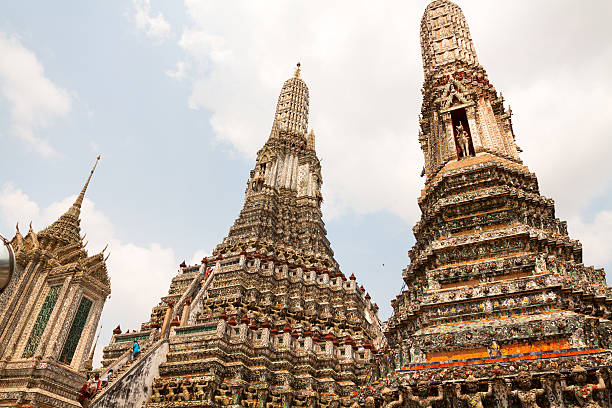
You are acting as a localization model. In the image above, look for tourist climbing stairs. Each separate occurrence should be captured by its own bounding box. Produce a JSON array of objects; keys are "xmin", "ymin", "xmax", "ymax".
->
[{"xmin": 90, "ymin": 336, "xmax": 160, "ymax": 405}]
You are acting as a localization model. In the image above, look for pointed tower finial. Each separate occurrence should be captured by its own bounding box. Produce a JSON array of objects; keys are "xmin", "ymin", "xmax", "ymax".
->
[
  {"xmin": 38, "ymin": 156, "xmax": 101, "ymax": 246},
  {"xmin": 294, "ymin": 61, "xmax": 301, "ymax": 78},
  {"xmin": 71, "ymin": 155, "xmax": 100, "ymax": 215}
]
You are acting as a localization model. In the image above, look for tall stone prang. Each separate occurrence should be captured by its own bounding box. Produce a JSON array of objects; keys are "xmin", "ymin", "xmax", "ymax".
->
[
  {"xmin": 0, "ymin": 157, "xmax": 110, "ymax": 408},
  {"xmin": 94, "ymin": 64, "xmax": 383, "ymax": 408},
  {"xmin": 380, "ymin": 0, "xmax": 612, "ymax": 405}
]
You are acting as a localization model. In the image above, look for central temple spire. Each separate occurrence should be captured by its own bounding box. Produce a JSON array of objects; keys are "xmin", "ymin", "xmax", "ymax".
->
[
  {"xmin": 274, "ymin": 62, "xmax": 309, "ymax": 137},
  {"xmin": 216, "ymin": 64, "xmax": 334, "ymax": 266}
]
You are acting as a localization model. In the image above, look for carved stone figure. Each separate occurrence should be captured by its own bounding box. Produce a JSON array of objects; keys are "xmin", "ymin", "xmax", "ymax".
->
[
  {"xmin": 456, "ymin": 376, "xmax": 493, "ymax": 408},
  {"xmin": 563, "ymin": 366, "xmax": 606, "ymax": 408},
  {"xmin": 381, "ymin": 387, "xmax": 403, "ymax": 408},
  {"xmin": 178, "ymin": 379, "xmax": 192, "ymax": 401},
  {"xmin": 508, "ymin": 371, "xmax": 545, "ymax": 408},
  {"xmin": 406, "ymin": 381, "xmax": 443, "ymax": 407},
  {"xmin": 455, "ymin": 122, "xmax": 471, "ymax": 158}
]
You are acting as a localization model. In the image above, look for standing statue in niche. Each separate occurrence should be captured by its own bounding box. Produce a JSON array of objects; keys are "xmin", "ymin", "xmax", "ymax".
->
[{"xmin": 455, "ymin": 122, "xmax": 472, "ymax": 159}]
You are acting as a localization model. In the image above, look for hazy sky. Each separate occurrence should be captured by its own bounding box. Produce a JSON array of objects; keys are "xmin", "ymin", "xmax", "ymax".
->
[{"xmin": 1, "ymin": 0, "xmax": 611, "ymax": 366}]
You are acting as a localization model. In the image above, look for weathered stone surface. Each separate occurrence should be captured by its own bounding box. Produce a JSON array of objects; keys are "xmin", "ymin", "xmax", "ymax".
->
[{"xmin": 91, "ymin": 340, "xmax": 168, "ymax": 408}]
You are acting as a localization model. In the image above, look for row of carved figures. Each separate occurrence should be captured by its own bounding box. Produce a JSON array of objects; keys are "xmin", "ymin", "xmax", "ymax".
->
[{"xmin": 147, "ymin": 366, "xmax": 610, "ymax": 407}]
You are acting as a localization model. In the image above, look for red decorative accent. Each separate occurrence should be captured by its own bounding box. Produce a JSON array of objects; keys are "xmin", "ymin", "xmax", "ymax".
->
[
  {"xmin": 374, "ymin": 303, "xmax": 379, "ymax": 310},
  {"xmin": 241, "ymin": 315, "xmax": 250, "ymax": 324},
  {"xmin": 227, "ymin": 316, "xmax": 238, "ymax": 326},
  {"xmin": 216, "ymin": 254, "xmax": 223, "ymax": 261},
  {"xmin": 240, "ymin": 250, "xmax": 247, "ymax": 255},
  {"xmin": 283, "ymin": 324, "xmax": 292, "ymax": 333},
  {"xmin": 179, "ymin": 260, "xmax": 187, "ymax": 268},
  {"xmin": 304, "ymin": 329, "xmax": 313, "ymax": 337},
  {"xmin": 249, "ymin": 320, "xmax": 258, "ymax": 330},
  {"xmin": 170, "ymin": 316, "xmax": 180, "ymax": 327},
  {"xmin": 324, "ymin": 332, "xmax": 335, "ymax": 342},
  {"xmin": 112, "ymin": 325, "xmax": 121, "ymax": 335},
  {"xmin": 291, "ymin": 331, "xmax": 299, "ymax": 339},
  {"xmin": 262, "ymin": 319, "xmax": 271, "ymax": 328},
  {"xmin": 270, "ymin": 327, "xmax": 279, "ymax": 335},
  {"xmin": 185, "ymin": 297, "xmax": 192, "ymax": 306},
  {"xmin": 359, "ymin": 285, "xmax": 365, "ymax": 292},
  {"xmin": 201, "ymin": 257, "xmax": 208, "ymax": 265},
  {"xmin": 167, "ymin": 300, "xmax": 175, "ymax": 308},
  {"xmin": 218, "ymin": 311, "xmax": 228, "ymax": 320},
  {"xmin": 349, "ymin": 273, "xmax": 356, "ymax": 281}
]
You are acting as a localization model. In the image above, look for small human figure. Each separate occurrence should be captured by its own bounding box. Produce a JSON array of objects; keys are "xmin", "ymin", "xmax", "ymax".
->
[
  {"xmin": 456, "ymin": 376, "xmax": 493, "ymax": 408},
  {"xmin": 77, "ymin": 375, "xmax": 91, "ymax": 407},
  {"xmin": 101, "ymin": 369, "xmax": 111, "ymax": 387},
  {"xmin": 455, "ymin": 122, "xmax": 471, "ymax": 158},
  {"xmin": 78, "ymin": 374, "xmax": 101, "ymax": 407},
  {"xmin": 131, "ymin": 340, "xmax": 141, "ymax": 360},
  {"xmin": 562, "ymin": 366, "xmax": 606, "ymax": 408}
]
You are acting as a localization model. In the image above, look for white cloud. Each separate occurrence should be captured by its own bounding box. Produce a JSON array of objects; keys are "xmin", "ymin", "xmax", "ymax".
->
[
  {"xmin": 569, "ymin": 211, "xmax": 612, "ymax": 273},
  {"xmin": 130, "ymin": 0, "xmax": 171, "ymax": 40},
  {"xmin": 0, "ymin": 183, "xmax": 179, "ymax": 366},
  {"xmin": 0, "ymin": 32, "xmax": 72, "ymax": 157},
  {"xmin": 165, "ymin": 61, "xmax": 188, "ymax": 80},
  {"xmin": 188, "ymin": 249, "xmax": 209, "ymax": 266}
]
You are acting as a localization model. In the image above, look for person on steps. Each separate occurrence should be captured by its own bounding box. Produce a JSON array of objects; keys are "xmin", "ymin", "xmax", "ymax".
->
[{"xmin": 131, "ymin": 340, "xmax": 141, "ymax": 360}]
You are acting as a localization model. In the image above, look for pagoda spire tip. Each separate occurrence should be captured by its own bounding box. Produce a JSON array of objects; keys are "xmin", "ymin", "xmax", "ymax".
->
[
  {"xmin": 294, "ymin": 62, "xmax": 301, "ymax": 78},
  {"xmin": 73, "ymin": 155, "xmax": 101, "ymax": 211}
]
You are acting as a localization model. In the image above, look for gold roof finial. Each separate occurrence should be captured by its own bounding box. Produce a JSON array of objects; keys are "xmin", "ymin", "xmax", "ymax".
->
[{"xmin": 294, "ymin": 61, "xmax": 301, "ymax": 78}]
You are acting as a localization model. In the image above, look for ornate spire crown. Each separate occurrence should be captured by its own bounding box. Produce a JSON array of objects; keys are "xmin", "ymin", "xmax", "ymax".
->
[
  {"xmin": 38, "ymin": 156, "xmax": 101, "ymax": 246},
  {"xmin": 420, "ymin": 0, "xmax": 479, "ymax": 77},
  {"xmin": 274, "ymin": 62, "xmax": 309, "ymax": 137},
  {"xmin": 417, "ymin": 1, "xmax": 521, "ymax": 179}
]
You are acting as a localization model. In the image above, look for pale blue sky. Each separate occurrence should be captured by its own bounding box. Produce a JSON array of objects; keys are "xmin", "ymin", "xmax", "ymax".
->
[{"xmin": 1, "ymin": 1, "xmax": 611, "ymax": 365}]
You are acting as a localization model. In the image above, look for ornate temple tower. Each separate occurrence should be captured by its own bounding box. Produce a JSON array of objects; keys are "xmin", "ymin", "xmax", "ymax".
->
[
  {"xmin": 381, "ymin": 0, "xmax": 612, "ymax": 405},
  {"xmin": 94, "ymin": 65, "xmax": 383, "ymax": 408},
  {"xmin": 0, "ymin": 158, "xmax": 110, "ymax": 408}
]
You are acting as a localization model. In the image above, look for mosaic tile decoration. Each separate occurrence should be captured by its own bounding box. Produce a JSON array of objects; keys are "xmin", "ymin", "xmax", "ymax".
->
[
  {"xmin": 59, "ymin": 296, "xmax": 92, "ymax": 364},
  {"xmin": 22, "ymin": 285, "xmax": 62, "ymax": 358}
]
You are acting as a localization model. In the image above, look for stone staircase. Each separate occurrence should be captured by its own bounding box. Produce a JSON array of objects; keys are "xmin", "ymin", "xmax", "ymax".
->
[
  {"xmin": 89, "ymin": 267, "xmax": 216, "ymax": 408},
  {"xmin": 90, "ymin": 338, "xmax": 168, "ymax": 408}
]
